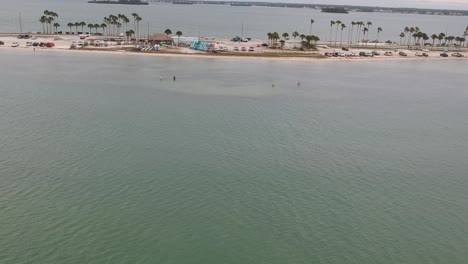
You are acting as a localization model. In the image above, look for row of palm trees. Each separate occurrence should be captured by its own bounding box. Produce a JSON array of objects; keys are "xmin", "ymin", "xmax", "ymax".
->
[
  {"xmin": 39, "ymin": 10, "xmax": 59, "ymax": 34},
  {"xmin": 39, "ymin": 10, "xmax": 143, "ymax": 40},
  {"xmin": 399, "ymin": 26, "xmax": 467, "ymax": 47},
  {"xmin": 325, "ymin": 20, "xmax": 383, "ymax": 48},
  {"xmin": 164, "ymin": 29, "xmax": 183, "ymax": 46},
  {"xmin": 267, "ymin": 32, "xmax": 319, "ymax": 49}
]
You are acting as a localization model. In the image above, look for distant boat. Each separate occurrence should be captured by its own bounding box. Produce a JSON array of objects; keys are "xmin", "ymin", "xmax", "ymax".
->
[{"xmin": 88, "ymin": 0, "xmax": 149, "ymax": 5}]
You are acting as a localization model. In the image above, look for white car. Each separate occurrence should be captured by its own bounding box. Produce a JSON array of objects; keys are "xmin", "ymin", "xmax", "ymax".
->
[
  {"xmin": 26, "ymin": 42, "xmax": 33, "ymax": 47},
  {"xmin": 337, "ymin": 52, "xmax": 346, "ymax": 57},
  {"xmin": 11, "ymin": 42, "xmax": 19, "ymax": 47},
  {"xmin": 422, "ymin": 49, "xmax": 429, "ymax": 52}
]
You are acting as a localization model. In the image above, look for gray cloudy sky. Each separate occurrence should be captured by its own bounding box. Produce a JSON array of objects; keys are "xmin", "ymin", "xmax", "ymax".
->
[{"xmin": 261, "ymin": 0, "xmax": 468, "ymax": 9}]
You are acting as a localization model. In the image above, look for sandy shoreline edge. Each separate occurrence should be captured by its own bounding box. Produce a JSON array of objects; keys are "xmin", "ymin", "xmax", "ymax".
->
[{"xmin": 1, "ymin": 34, "xmax": 466, "ymax": 63}]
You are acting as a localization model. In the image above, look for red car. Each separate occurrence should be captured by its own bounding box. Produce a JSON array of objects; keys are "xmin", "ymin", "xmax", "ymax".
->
[{"xmin": 46, "ymin": 42, "xmax": 55, "ymax": 48}]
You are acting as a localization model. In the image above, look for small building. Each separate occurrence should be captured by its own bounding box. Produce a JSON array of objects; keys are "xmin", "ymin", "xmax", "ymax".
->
[{"xmin": 148, "ymin": 33, "xmax": 174, "ymax": 46}]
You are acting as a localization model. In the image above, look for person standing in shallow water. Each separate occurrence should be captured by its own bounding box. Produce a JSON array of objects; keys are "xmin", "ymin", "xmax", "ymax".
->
[{"xmin": 173, "ymin": 76, "xmax": 176, "ymax": 82}]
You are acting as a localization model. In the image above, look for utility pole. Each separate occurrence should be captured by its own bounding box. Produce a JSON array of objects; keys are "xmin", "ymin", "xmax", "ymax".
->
[{"xmin": 19, "ymin": 12, "xmax": 23, "ymax": 33}]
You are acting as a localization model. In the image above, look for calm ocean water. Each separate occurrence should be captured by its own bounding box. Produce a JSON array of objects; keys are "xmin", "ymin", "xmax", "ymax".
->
[
  {"xmin": 0, "ymin": 0, "xmax": 467, "ymax": 41},
  {"xmin": 1, "ymin": 49, "xmax": 468, "ymax": 263}
]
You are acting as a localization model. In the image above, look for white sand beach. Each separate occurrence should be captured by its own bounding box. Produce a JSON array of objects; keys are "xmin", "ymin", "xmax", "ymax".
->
[{"xmin": 1, "ymin": 33, "xmax": 466, "ymax": 62}]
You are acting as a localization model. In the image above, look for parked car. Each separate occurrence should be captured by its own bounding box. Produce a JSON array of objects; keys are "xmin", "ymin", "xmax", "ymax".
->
[
  {"xmin": 399, "ymin": 51, "xmax": 407, "ymax": 56},
  {"xmin": 26, "ymin": 42, "xmax": 33, "ymax": 47},
  {"xmin": 233, "ymin": 46, "xmax": 239, "ymax": 51},
  {"xmin": 261, "ymin": 42, "xmax": 269, "ymax": 47},
  {"xmin": 451, "ymin": 52, "xmax": 464, "ymax": 57},
  {"xmin": 0, "ymin": 40, "xmax": 4, "ymax": 45},
  {"xmin": 241, "ymin": 47, "xmax": 247, "ymax": 51},
  {"xmin": 372, "ymin": 51, "xmax": 380, "ymax": 56},
  {"xmin": 337, "ymin": 52, "xmax": 346, "ymax": 57},
  {"xmin": 11, "ymin": 42, "xmax": 19, "ymax": 47},
  {"xmin": 384, "ymin": 51, "xmax": 393, "ymax": 56},
  {"xmin": 422, "ymin": 52, "xmax": 429, "ymax": 57},
  {"xmin": 358, "ymin": 51, "xmax": 373, "ymax": 57},
  {"xmin": 46, "ymin": 42, "xmax": 55, "ymax": 48},
  {"xmin": 240, "ymin": 38, "xmax": 249, "ymax": 42},
  {"xmin": 415, "ymin": 52, "xmax": 423, "ymax": 57},
  {"xmin": 70, "ymin": 44, "xmax": 76, "ymax": 49},
  {"xmin": 342, "ymin": 47, "xmax": 349, "ymax": 51},
  {"xmin": 324, "ymin": 52, "xmax": 334, "ymax": 57},
  {"xmin": 231, "ymin": 36, "xmax": 241, "ymax": 42},
  {"xmin": 248, "ymin": 47, "xmax": 254, "ymax": 52},
  {"xmin": 17, "ymin": 34, "xmax": 30, "ymax": 39},
  {"xmin": 349, "ymin": 52, "xmax": 360, "ymax": 57},
  {"xmin": 440, "ymin": 52, "xmax": 448, "ymax": 57},
  {"xmin": 32, "ymin": 42, "xmax": 39, "ymax": 47}
]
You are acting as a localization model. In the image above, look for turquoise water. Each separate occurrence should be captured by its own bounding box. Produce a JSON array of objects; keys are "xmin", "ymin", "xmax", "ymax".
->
[{"xmin": 1, "ymin": 49, "xmax": 468, "ymax": 263}]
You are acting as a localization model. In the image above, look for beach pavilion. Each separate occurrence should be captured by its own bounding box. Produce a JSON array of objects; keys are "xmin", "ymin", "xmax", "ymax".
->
[{"xmin": 147, "ymin": 33, "xmax": 174, "ymax": 46}]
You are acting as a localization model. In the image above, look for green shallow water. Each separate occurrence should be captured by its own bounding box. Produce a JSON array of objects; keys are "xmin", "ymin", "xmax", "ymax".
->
[{"xmin": 1, "ymin": 50, "xmax": 468, "ymax": 264}]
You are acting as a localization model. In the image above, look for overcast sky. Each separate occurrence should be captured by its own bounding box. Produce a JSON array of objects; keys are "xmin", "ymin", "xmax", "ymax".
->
[{"xmin": 251, "ymin": 0, "xmax": 468, "ymax": 10}]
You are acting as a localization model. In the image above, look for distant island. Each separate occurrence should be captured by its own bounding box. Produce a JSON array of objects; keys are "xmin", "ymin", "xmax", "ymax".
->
[
  {"xmin": 88, "ymin": 0, "xmax": 149, "ymax": 5},
  {"xmin": 321, "ymin": 7, "xmax": 349, "ymax": 14}
]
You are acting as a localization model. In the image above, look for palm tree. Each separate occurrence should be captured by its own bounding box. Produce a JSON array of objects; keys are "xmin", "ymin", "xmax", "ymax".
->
[
  {"xmin": 53, "ymin": 23, "xmax": 60, "ymax": 34},
  {"xmin": 375, "ymin": 27, "xmax": 382, "ymax": 48},
  {"xmin": 404, "ymin": 27, "xmax": 410, "ymax": 46},
  {"xmin": 309, "ymin": 19, "xmax": 315, "ymax": 35},
  {"xmin": 292, "ymin": 31, "xmax": 299, "ymax": 39},
  {"xmin": 122, "ymin": 16, "xmax": 130, "ymax": 33},
  {"xmin": 272, "ymin": 32, "xmax": 279, "ymax": 46},
  {"xmin": 100, "ymin": 23, "xmax": 107, "ymax": 35},
  {"xmin": 74, "ymin": 22, "xmax": 79, "ymax": 34},
  {"xmin": 176, "ymin": 31, "xmax": 183, "ymax": 46},
  {"xmin": 67, "ymin": 22, "xmax": 73, "ymax": 34},
  {"xmin": 464, "ymin": 26, "xmax": 468, "ymax": 47},
  {"xmin": 334, "ymin": 20, "xmax": 341, "ymax": 47},
  {"xmin": 267, "ymin": 32, "xmax": 272, "ymax": 46},
  {"xmin": 366, "ymin": 21, "xmax": 372, "ymax": 45},
  {"xmin": 422, "ymin": 33, "xmax": 429, "ymax": 46},
  {"xmin": 431, "ymin": 34, "xmax": 437, "ymax": 46},
  {"xmin": 438, "ymin": 33, "xmax": 445, "ymax": 45},
  {"xmin": 362, "ymin": 27, "xmax": 368, "ymax": 47},
  {"xmin": 279, "ymin": 39, "xmax": 285, "ymax": 49},
  {"xmin": 131, "ymin": 13, "xmax": 138, "ymax": 30},
  {"xmin": 135, "ymin": 15, "xmax": 142, "ymax": 42},
  {"xmin": 399, "ymin": 33, "xmax": 405, "ymax": 45},
  {"xmin": 125, "ymin": 30, "xmax": 132, "ymax": 44},
  {"xmin": 340, "ymin": 24, "xmax": 346, "ymax": 47},
  {"xmin": 409, "ymin": 27, "xmax": 415, "ymax": 46},
  {"xmin": 80, "ymin": 22, "xmax": 86, "ymax": 33},
  {"xmin": 88, "ymin": 24, "xmax": 94, "ymax": 34},
  {"xmin": 349, "ymin": 21, "xmax": 355, "ymax": 45},
  {"xmin": 94, "ymin": 24, "xmax": 100, "ymax": 34},
  {"xmin": 46, "ymin": 17, "xmax": 53, "ymax": 34},
  {"xmin": 165, "ymin": 29, "xmax": 172, "ymax": 36},
  {"xmin": 282, "ymin": 32, "xmax": 289, "ymax": 40},
  {"xmin": 329, "ymin": 20, "xmax": 335, "ymax": 46},
  {"xmin": 356, "ymin": 21, "xmax": 364, "ymax": 47},
  {"xmin": 299, "ymin": 34, "xmax": 306, "ymax": 41},
  {"xmin": 39, "ymin": 16, "xmax": 47, "ymax": 34}
]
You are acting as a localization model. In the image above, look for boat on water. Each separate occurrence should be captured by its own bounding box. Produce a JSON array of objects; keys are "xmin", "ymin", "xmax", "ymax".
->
[{"xmin": 88, "ymin": 0, "xmax": 149, "ymax": 5}]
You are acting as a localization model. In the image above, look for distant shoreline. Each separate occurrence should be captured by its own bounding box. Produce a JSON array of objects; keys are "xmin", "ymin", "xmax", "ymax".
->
[
  {"xmin": 156, "ymin": 0, "xmax": 468, "ymax": 16},
  {"xmin": 88, "ymin": 0, "xmax": 149, "ymax": 5}
]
